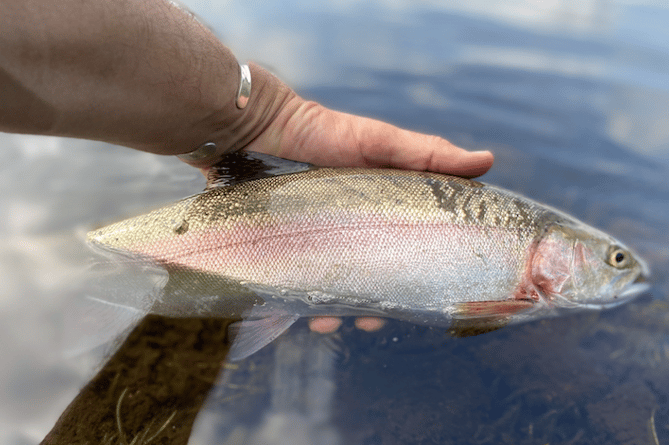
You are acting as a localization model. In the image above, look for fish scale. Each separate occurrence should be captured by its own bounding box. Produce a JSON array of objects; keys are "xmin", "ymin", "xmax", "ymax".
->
[{"xmin": 87, "ymin": 153, "xmax": 649, "ymax": 359}]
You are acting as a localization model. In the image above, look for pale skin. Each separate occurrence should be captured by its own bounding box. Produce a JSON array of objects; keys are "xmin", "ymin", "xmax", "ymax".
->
[{"xmin": 0, "ymin": 0, "xmax": 494, "ymax": 333}]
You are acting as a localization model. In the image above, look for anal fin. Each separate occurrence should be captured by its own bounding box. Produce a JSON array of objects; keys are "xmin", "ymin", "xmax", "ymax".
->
[{"xmin": 228, "ymin": 313, "xmax": 300, "ymax": 361}]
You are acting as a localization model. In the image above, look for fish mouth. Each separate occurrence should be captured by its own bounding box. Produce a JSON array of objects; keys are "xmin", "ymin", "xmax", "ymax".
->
[
  {"xmin": 548, "ymin": 272, "xmax": 651, "ymax": 310},
  {"xmin": 615, "ymin": 274, "xmax": 650, "ymax": 300},
  {"xmin": 583, "ymin": 273, "xmax": 650, "ymax": 309}
]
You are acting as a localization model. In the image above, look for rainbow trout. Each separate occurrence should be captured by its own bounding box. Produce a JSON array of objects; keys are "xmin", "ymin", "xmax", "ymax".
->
[{"xmin": 88, "ymin": 152, "xmax": 649, "ymax": 359}]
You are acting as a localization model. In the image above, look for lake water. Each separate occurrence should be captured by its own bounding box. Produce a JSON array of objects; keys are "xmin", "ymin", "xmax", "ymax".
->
[{"xmin": 1, "ymin": 1, "xmax": 668, "ymax": 444}]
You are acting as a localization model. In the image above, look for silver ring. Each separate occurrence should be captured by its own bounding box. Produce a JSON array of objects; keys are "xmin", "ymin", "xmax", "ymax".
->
[
  {"xmin": 176, "ymin": 142, "xmax": 220, "ymax": 163},
  {"xmin": 236, "ymin": 63, "xmax": 251, "ymax": 109}
]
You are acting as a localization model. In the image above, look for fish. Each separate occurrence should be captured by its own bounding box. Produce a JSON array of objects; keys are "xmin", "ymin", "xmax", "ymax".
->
[{"xmin": 87, "ymin": 151, "xmax": 650, "ymax": 360}]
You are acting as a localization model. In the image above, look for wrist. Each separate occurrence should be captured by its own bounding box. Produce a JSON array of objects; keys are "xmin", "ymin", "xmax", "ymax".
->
[{"xmin": 177, "ymin": 62, "xmax": 298, "ymax": 168}]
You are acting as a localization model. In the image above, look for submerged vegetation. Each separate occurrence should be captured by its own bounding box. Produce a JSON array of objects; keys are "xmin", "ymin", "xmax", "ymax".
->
[{"xmin": 107, "ymin": 387, "xmax": 177, "ymax": 445}]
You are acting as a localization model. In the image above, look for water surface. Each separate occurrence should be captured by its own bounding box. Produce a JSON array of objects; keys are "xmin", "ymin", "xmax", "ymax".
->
[{"xmin": 1, "ymin": 1, "xmax": 668, "ymax": 444}]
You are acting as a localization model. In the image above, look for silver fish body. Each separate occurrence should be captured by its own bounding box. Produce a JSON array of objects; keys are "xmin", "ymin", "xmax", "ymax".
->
[{"xmin": 88, "ymin": 162, "xmax": 649, "ymax": 357}]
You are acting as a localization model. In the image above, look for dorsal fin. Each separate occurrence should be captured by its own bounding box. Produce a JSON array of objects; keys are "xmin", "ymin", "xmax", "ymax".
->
[{"xmin": 205, "ymin": 151, "xmax": 315, "ymax": 190}]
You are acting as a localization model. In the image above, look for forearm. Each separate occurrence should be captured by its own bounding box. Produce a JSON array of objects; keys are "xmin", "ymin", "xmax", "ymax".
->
[{"xmin": 0, "ymin": 0, "xmax": 292, "ymax": 155}]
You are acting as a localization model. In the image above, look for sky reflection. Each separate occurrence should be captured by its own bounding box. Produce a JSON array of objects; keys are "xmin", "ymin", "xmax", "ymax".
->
[{"xmin": 0, "ymin": 0, "xmax": 667, "ymax": 443}]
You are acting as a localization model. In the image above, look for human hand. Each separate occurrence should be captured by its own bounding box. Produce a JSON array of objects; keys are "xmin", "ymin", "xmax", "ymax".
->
[{"xmin": 181, "ymin": 63, "xmax": 494, "ymax": 179}]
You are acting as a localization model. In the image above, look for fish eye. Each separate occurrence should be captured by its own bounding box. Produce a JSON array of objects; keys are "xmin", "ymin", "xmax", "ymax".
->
[{"xmin": 607, "ymin": 246, "xmax": 631, "ymax": 268}]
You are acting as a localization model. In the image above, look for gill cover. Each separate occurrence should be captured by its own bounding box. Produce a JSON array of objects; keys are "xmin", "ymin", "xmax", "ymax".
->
[{"xmin": 532, "ymin": 221, "xmax": 649, "ymax": 308}]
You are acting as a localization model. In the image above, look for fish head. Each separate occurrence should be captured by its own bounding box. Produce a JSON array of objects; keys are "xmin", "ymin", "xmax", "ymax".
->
[{"xmin": 531, "ymin": 220, "xmax": 650, "ymax": 309}]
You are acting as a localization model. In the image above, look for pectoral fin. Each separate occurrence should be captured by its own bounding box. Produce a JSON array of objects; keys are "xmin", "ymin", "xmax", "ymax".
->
[
  {"xmin": 453, "ymin": 299, "xmax": 535, "ymax": 319},
  {"xmin": 227, "ymin": 313, "xmax": 300, "ymax": 361},
  {"xmin": 449, "ymin": 299, "xmax": 535, "ymax": 338}
]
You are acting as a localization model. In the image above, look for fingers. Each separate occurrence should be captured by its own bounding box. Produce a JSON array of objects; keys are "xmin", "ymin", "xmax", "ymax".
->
[
  {"xmin": 308, "ymin": 316, "xmax": 342, "ymax": 334},
  {"xmin": 354, "ymin": 317, "xmax": 386, "ymax": 332},
  {"xmin": 352, "ymin": 116, "xmax": 494, "ymax": 178},
  {"xmin": 280, "ymin": 105, "xmax": 494, "ymax": 178},
  {"xmin": 309, "ymin": 316, "xmax": 386, "ymax": 333}
]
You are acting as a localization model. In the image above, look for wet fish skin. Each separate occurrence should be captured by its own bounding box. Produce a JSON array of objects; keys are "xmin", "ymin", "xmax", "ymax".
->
[{"xmin": 87, "ymin": 164, "xmax": 649, "ymax": 335}]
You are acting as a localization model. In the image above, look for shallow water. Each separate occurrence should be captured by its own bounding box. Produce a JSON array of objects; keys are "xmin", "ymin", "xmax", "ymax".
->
[{"xmin": 1, "ymin": 1, "xmax": 668, "ymax": 444}]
